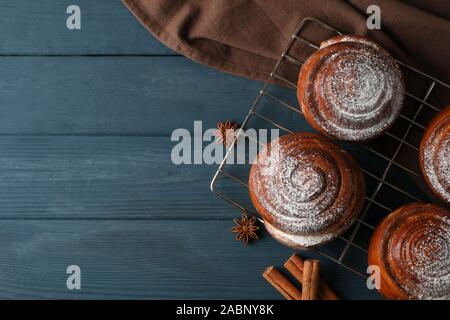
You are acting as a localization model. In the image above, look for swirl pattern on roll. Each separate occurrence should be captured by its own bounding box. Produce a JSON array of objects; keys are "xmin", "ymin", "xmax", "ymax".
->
[
  {"xmin": 249, "ymin": 132, "xmax": 365, "ymax": 248},
  {"xmin": 297, "ymin": 35, "xmax": 405, "ymax": 142},
  {"xmin": 369, "ymin": 203, "xmax": 450, "ymax": 300},
  {"xmin": 420, "ymin": 106, "xmax": 450, "ymax": 204}
]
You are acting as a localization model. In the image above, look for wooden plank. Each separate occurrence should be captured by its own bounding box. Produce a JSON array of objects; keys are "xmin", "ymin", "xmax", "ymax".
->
[
  {"xmin": 0, "ymin": 134, "xmax": 411, "ymax": 235},
  {"xmin": 0, "ymin": 57, "xmax": 261, "ymax": 135},
  {"xmin": 0, "ymin": 136, "xmax": 251, "ymax": 219},
  {"xmin": 0, "ymin": 0, "xmax": 174, "ymax": 55},
  {"xmin": 0, "ymin": 220, "xmax": 380, "ymax": 299}
]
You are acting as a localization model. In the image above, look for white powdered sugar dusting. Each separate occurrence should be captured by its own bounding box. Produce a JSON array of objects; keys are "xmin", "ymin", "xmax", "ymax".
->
[
  {"xmin": 303, "ymin": 37, "xmax": 404, "ymax": 141},
  {"xmin": 264, "ymin": 218, "xmax": 338, "ymax": 248},
  {"xmin": 406, "ymin": 218, "xmax": 450, "ymax": 299},
  {"xmin": 422, "ymin": 123, "xmax": 450, "ymax": 203},
  {"xmin": 250, "ymin": 133, "xmax": 363, "ymax": 247},
  {"xmin": 386, "ymin": 208, "xmax": 450, "ymax": 299}
]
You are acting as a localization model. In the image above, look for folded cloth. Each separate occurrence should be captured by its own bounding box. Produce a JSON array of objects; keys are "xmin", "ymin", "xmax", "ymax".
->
[{"xmin": 123, "ymin": 0, "xmax": 450, "ymax": 86}]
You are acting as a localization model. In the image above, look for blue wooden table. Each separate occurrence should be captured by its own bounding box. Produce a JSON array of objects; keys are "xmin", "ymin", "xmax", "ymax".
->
[{"xmin": 0, "ymin": 0, "xmax": 382, "ymax": 299}]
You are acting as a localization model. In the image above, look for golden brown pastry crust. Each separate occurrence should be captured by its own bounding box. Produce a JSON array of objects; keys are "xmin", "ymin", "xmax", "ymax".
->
[
  {"xmin": 249, "ymin": 132, "xmax": 365, "ymax": 248},
  {"xmin": 297, "ymin": 35, "xmax": 405, "ymax": 142},
  {"xmin": 420, "ymin": 106, "xmax": 450, "ymax": 205},
  {"xmin": 368, "ymin": 203, "xmax": 450, "ymax": 300}
]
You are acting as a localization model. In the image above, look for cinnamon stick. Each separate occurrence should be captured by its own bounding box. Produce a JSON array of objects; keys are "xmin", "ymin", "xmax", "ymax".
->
[
  {"xmin": 284, "ymin": 254, "xmax": 339, "ymax": 300},
  {"xmin": 263, "ymin": 266, "xmax": 302, "ymax": 300},
  {"xmin": 302, "ymin": 260, "xmax": 320, "ymax": 300}
]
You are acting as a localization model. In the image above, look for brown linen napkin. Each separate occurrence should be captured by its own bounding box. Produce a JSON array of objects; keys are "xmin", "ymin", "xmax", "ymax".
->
[{"xmin": 123, "ymin": 0, "xmax": 450, "ymax": 85}]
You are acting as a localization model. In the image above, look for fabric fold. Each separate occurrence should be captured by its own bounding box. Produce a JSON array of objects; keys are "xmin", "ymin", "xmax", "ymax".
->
[{"xmin": 123, "ymin": 0, "xmax": 450, "ymax": 85}]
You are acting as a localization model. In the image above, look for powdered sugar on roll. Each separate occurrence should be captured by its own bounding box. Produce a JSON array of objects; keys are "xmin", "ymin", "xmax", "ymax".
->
[
  {"xmin": 249, "ymin": 132, "xmax": 365, "ymax": 248},
  {"xmin": 297, "ymin": 35, "xmax": 405, "ymax": 142},
  {"xmin": 377, "ymin": 204, "xmax": 450, "ymax": 299},
  {"xmin": 420, "ymin": 107, "xmax": 450, "ymax": 204}
]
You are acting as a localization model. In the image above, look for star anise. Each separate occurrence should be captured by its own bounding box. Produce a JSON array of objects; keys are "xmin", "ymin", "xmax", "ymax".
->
[
  {"xmin": 215, "ymin": 121, "xmax": 239, "ymax": 147},
  {"xmin": 231, "ymin": 210, "xmax": 260, "ymax": 245}
]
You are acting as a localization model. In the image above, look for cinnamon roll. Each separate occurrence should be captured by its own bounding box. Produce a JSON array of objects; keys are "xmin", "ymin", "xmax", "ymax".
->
[
  {"xmin": 297, "ymin": 35, "xmax": 405, "ymax": 142},
  {"xmin": 420, "ymin": 106, "xmax": 450, "ymax": 205},
  {"xmin": 368, "ymin": 203, "xmax": 450, "ymax": 300},
  {"xmin": 248, "ymin": 132, "xmax": 366, "ymax": 248}
]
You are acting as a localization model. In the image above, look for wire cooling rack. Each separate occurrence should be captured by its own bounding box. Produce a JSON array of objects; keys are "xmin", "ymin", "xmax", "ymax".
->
[{"xmin": 210, "ymin": 17, "xmax": 450, "ymax": 279}]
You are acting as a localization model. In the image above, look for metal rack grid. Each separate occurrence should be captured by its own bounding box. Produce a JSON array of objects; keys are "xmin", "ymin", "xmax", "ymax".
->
[{"xmin": 210, "ymin": 17, "xmax": 450, "ymax": 279}]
